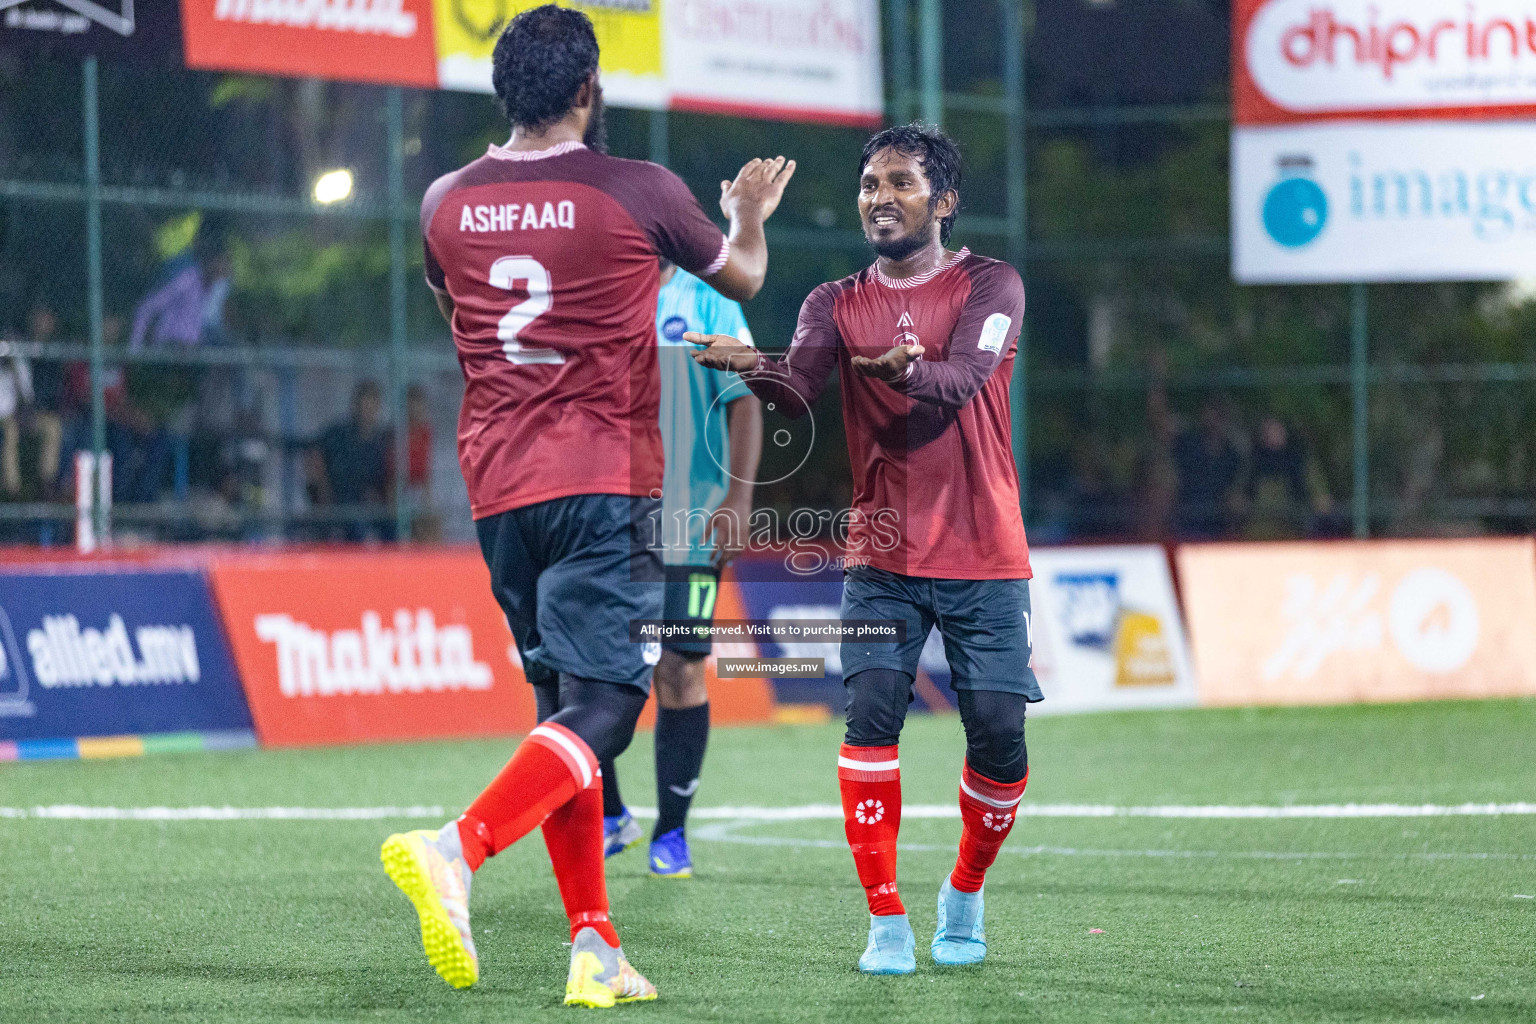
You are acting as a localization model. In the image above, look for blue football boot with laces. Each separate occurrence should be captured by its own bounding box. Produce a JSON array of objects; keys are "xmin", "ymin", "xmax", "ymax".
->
[
  {"xmin": 603, "ymin": 809, "xmax": 643, "ymax": 859},
  {"xmin": 649, "ymin": 826, "xmax": 693, "ymax": 878}
]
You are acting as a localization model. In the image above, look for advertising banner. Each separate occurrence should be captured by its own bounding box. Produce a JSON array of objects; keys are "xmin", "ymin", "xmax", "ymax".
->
[
  {"xmin": 1027, "ymin": 546, "xmax": 1198, "ymax": 715},
  {"xmin": 1177, "ymin": 538, "xmax": 1536, "ymax": 706},
  {"xmin": 728, "ymin": 546, "xmax": 1195, "ymax": 716},
  {"xmin": 0, "ymin": 568, "xmax": 252, "ymax": 741},
  {"xmin": 0, "ymin": 1, "xmax": 183, "ymax": 63},
  {"xmin": 433, "ymin": 0, "xmax": 666, "ymax": 106},
  {"xmin": 181, "ymin": 0, "xmax": 440, "ymax": 87},
  {"xmin": 205, "ymin": 550, "xmax": 536, "ymax": 746},
  {"xmin": 1233, "ymin": 120, "xmax": 1536, "ymax": 283},
  {"xmin": 1232, "ymin": 0, "xmax": 1536, "ymax": 283},
  {"xmin": 177, "ymin": 0, "xmax": 881, "ymax": 126},
  {"xmin": 1235, "ymin": 0, "xmax": 1536, "ymax": 125},
  {"xmin": 663, "ymin": 0, "xmax": 884, "ymax": 125},
  {"xmin": 730, "ymin": 558, "xmax": 880, "ymax": 705}
]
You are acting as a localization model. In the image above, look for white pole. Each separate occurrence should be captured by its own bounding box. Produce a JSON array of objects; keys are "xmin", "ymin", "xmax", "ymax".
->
[{"xmin": 75, "ymin": 451, "xmax": 95, "ymax": 554}]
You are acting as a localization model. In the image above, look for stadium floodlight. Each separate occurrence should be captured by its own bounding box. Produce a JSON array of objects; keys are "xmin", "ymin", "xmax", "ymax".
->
[{"xmin": 312, "ymin": 169, "xmax": 354, "ymax": 205}]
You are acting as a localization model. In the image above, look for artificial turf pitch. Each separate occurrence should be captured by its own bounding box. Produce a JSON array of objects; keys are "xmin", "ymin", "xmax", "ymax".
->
[{"xmin": 3, "ymin": 699, "xmax": 1534, "ymax": 1023}]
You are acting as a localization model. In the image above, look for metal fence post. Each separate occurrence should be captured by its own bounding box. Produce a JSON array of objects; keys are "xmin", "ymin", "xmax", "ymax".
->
[
  {"xmin": 649, "ymin": 108, "xmax": 669, "ymax": 166},
  {"xmin": 918, "ymin": 0, "xmax": 942, "ymax": 125},
  {"xmin": 387, "ymin": 87, "xmax": 411, "ymax": 543},
  {"xmin": 1351, "ymin": 282, "xmax": 1369, "ymax": 539},
  {"xmin": 888, "ymin": 0, "xmax": 911, "ymax": 122},
  {"xmin": 83, "ymin": 56, "xmax": 107, "ymax": 541},
  {"xmin": 1003, "ymin": 0, "xmax": 1029, "ymax": 522}
]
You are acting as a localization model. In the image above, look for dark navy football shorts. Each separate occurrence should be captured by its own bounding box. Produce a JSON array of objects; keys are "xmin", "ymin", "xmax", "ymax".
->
[
  {"xmin": 662, "ymin": 563, "xmax": 720, "ymax": 657},
  {"xmin": 839, "ymin": 564, "xmax": 1042, "ymax": 700},
  {"xmin": 476, "ymin": 494, "xmax": 664, "ymax": 692}
]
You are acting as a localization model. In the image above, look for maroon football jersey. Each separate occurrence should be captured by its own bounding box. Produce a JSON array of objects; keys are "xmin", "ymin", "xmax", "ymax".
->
[
  {"xmin": 743, "ymin": 248, "xmax": 1031, "ymax": 580},
  {"xmin": 422, "ymin": 141, "xmax": 729, "ymax": 519}
]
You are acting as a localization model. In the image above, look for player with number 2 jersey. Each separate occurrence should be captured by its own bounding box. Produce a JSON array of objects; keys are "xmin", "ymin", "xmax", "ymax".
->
[{"xmin": 379, "ymin": 4, "xmax": 794, "ymax": 1009}]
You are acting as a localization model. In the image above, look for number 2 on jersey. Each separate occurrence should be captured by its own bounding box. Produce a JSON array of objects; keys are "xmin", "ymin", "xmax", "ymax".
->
[{"xmin": 489, "ymin": 255, "xmax": 563, "ymax": 365}]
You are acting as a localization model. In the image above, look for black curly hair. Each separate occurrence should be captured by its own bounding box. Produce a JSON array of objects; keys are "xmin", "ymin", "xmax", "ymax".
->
[
  {"xmin": 492, "ymin": 5, "xmax": 600, "ymax": 132},
  {"xmin": 859, "ymin": 122, "xmax": 963, "ymax": 244}
]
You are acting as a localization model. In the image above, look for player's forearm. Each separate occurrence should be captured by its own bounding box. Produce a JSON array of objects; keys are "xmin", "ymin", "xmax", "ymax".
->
[
  {"xmin": 886, "ymin": 355, "xmax": 1001, "ymax": 411},
  {"xmin": 723, "ymin": 213, "xmax": 769, "ymax": 298},
  {"xmin": 738, "ymin": 352, "xmax": 825, "ymax": 417}
]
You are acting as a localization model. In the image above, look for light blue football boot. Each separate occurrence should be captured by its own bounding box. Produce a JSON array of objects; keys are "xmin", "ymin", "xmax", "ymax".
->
[
  {"xmin": 931, "ymin": 878, "xmax": 987, "ymax": 965},
  {"xmin": 858, "ymin": 913, "xmax": 916, "ymax": 975}
]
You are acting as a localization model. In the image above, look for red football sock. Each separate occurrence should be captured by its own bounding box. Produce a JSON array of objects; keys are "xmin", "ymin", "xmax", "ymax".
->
[
  {"xmin": 950, "ymin": 761, "xmax": 1029, "ymax": 893},
  {"xmin": 456, "ymin": 722, "xmax": 599, "ymax": 872},
  {"xmin": 838, "ymin": 743, "xmax": 904, "ymax": 916},
  {"xmin": 542, "ymin": 775, "xmax": 621, "ymax": 946}
]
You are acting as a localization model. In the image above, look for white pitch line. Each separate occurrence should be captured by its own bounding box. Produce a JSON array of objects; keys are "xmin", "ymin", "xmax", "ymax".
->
[
  {"xmin": 0, "ymin": 805, "xmax": 447, "ymax": 821},
  {"xmin": 688, "ymin": 821, "xmax": 1536, "ymax": 863},
  {"xmin": 3, "ymin": 801, "xmax": 1536, "ymax": 821},
  {"xmin": 633, "ymin": 802, "xmax": 1536, "ymax": 820}
]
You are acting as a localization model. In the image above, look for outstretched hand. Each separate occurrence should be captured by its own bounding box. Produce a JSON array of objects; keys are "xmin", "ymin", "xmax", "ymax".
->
[
  {"xmin": 850, "ymin": 343, "xmax": 924, "ymax": 382},
  {"xmin": 718, "ymin": 156, "xmax": 797, "ymax": 225},
  {"xmin": 686, "ymin": 332, "xmax": 760, "ymax": 373}
]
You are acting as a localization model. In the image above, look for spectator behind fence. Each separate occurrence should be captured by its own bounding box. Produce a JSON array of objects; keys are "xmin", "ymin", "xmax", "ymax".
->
[
  {"xmin": 0, "ymin": 341, "xmax": 33, "ymax": 499},
  {"xmin": 62, "ymin": 317, "xmax": 173, "ymax": 504},
  {"xmin": 18, "ymin": 303, "xmax": 65, "ymax": 500},
  {"xmin": 1242, "ymin": 416, "xmax": 1334, "ymax": 540},
  {"xmin": 404, "ymin": 383, "xmax": 440, "ymax": 541},
  {"xmin": 307, "ymin": 380, "xmax": 392, "ymax": 541},
  {"xmin": 129, "ymin": 219, "xmax": 229, "ymax": 351},
  {"xmin": 1172, "ymin": 400, "xmax": 1245, "ymax": 539},
  {"xmin": 219, "ymin": 402, "xmax": 271, "ymax": 514}
]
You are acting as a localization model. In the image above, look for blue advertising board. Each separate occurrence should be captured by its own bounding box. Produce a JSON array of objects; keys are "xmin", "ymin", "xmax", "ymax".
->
[
  {"xmin": 731, "ymin": 558, "xmax": 955, "ymax": 709},
  {"xmin": 0, "ymin": 568, "xmax": 253, "ymax": 742}
]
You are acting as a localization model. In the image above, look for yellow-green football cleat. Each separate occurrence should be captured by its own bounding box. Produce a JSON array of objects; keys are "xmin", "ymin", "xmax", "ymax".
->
[
  {"xmin": 380, "ymin": 825, "xmax": 479, "ymax": 989},
  {"xmin": 563, "ymin": 926, "xmax": 658, "ymax": 1008}
]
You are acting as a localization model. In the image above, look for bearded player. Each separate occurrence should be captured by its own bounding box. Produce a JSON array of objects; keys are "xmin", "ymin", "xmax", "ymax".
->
[
  {"xmin": 690, "ymin": 123, "xmax": 1034, "ymax": 974},
  {"xmin": 378, "ymin": 5, "xmax": 793, "ymax": 1007}
]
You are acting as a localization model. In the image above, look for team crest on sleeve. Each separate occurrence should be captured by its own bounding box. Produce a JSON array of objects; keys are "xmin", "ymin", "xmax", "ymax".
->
[{"xmin": 978, "ymin": 312, "xmax": 1012, "ymax": 354}]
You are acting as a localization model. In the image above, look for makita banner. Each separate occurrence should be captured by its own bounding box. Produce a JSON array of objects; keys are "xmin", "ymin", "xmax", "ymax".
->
[
  {"xmin": 205, "ymin": 550, "xmax": 536, "ymax": 746},
  {"xmin": 0, "ymin": 568, "xmax": 252, "ymax": 741}
]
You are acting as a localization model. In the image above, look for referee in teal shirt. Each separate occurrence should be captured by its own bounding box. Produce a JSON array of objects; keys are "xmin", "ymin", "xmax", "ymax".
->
[{"xmin": 600, "ymin": 260, "xmax": 762, "ymax": 878}]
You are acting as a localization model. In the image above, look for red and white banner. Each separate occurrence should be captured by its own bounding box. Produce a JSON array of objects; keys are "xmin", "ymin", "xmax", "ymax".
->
[
  {"xmin": 182, "ymin": 0, "xmax": 439, "ymax": 88},
  {"xmin": 179, "ymin": 0, "xmax": 882, "ymax": 126},
  {"xmin": 205, "ymin": 550, "xmax": 534, "ymax": 747},
  {"xmin": 1236, "ymin": 0, "xmax": 1536, "ymax": 124}
]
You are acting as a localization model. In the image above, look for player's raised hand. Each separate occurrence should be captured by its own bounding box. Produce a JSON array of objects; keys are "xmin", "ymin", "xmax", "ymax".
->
[
  {"xmin": 719, "ymin": 156, "xmax": 797, "ymax": 225},
  {"xmin": 686, "ymin": 331, "xmax": 760, "ymax": 372},
  {"xmin": 851, "ymin": 343, "xmax": 925, "ymax": 382}
]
